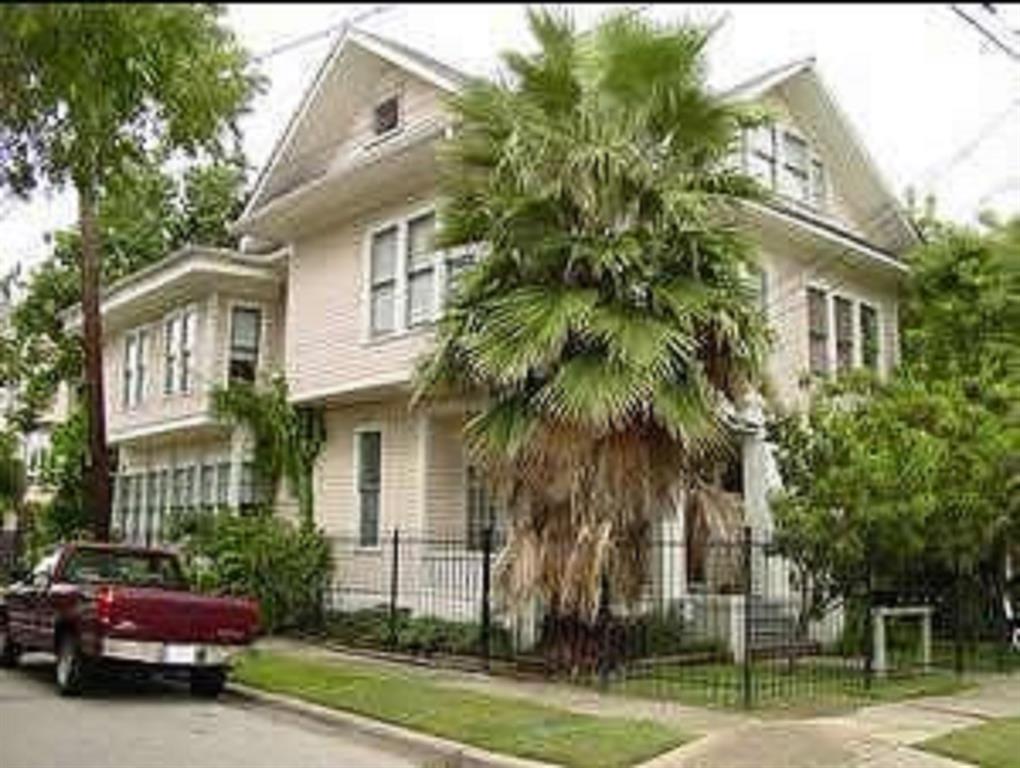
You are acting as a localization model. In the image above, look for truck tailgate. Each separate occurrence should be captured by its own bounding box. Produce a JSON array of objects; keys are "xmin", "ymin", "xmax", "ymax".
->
[{"xmin": 102, "ymin": 587, "xmax": 257, "ymax": 645}]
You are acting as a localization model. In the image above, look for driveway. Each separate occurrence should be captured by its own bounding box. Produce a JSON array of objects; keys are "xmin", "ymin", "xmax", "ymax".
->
[{"xmin": 0, "ymin": 654, "xmax": 428, "ymax": 768}]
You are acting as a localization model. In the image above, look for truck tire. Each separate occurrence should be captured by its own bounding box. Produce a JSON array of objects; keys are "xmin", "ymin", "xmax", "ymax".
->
[
  {"xmin": 190, "ymin": 668, "xmax": 226, "ymax": 698},
  {"xmin": 0, "ymin": 620, "xmax": 19, "ymax": 668},
  {"xmin": 55, "ymin": 632, "xmax": 89, "ymax": 697}
]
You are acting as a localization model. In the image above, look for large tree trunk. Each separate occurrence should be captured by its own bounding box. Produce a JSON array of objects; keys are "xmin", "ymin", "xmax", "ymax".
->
[{"xmin": 78, "ymin": 182, "xmax": 112, "ymax": 541}]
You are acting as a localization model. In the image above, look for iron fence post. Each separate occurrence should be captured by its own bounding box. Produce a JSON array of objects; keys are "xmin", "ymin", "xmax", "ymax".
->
[
  {"xmin": 864, "ymin": 557, "xmax": 874, "ymax": 691},
  {"xmin": 742, "ymin": 525, "xmax": 753, "ymax": 710},
  {"xmin": 481, "ymin": 525, "xmax": 493, "ymax": 670},
  {"xmin": 389, "ymin": 527, "xmax": 400, "ymax": 649},
  {"xmin": 954, "ymin": 558, "xmax": 964, "ymax": 677}
]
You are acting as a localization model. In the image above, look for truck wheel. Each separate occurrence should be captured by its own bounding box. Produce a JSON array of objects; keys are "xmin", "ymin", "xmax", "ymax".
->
[
  {"xmin": 55, "ymin": 633, "xmax": 88, "ymax": 697},
  {"xmin": 190, "ymin": 668, "xmax": 226, "ymax": 698},
  {"xmin": 0, "ymin": 622, "xmax": 20, "ymax": 668}
]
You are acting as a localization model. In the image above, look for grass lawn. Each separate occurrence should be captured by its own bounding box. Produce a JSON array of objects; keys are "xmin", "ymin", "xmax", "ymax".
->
[
  {"xmin": 920, "ymin": 717, "xmax": 1020, "ymax": 768},
  {"xmin": 234, "ymin": 650, "xmax": 691, "ymax": 768},
  {"xmin": 607, "ymin": 661, "xmax": 971, "ymax": 715}
]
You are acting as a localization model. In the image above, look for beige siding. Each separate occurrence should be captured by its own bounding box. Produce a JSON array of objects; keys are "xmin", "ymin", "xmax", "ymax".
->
[
  {"xmin": 761, "ymin": 244, "xmax": 900, "ymax": 410},
  {"xmin": 286, "ymin": 189, "xmax": 438, "ymax": 401},
  {"xmin": 757, "ymin": 94, "xmax": 871, "ymax": 237},
  {"xmin": 424, "ymin": 413, "xmax": 468, "ymax": 539},
  {"xmin": 106, "ymin": 290, "xmax": 285, "ymax": 443}
]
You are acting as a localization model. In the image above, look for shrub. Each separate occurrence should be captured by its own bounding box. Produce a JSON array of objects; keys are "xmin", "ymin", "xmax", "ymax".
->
[
  {"xmin": 322, "ymin": 606, "xmax": 512, "ymax": 658},
  {"xmin": 168, "ymin": 507, "xmax": 332, "ymax": 633}
]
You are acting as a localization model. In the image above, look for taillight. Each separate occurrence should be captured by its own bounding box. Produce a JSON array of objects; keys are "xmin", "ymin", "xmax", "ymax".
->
[{"xmin": 97, "ymin": 585, "xmax": 116, "ymax": 625}]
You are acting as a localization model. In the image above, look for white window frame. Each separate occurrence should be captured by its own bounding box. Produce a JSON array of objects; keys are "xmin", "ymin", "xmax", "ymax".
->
[
  {"xmin": 744, "ymin": 122, "xmax": 827, "ymax": 212},
  {"xmin": 162, "ymin": 304, "xmax": 199, "ymax": 397},
  {"xmin": 366, "ymin": 83, "xmax": 405, "ymax": 148},
  {"xmin": 805, "ymin": 282, "xmax": 884, "ymax": 378},
  {"xmin": 362, "ymin": 205, "xmax": 483, "ymax": 343},
  {"xmin": 353, "ymin": 424, "xmax": 384, "ymax": 551},
  {"xmin": 122, "ymin": 327, "xmax": 148, "ymax": 409},
  {"xmin": 225, "ymin": 300, "xmax": 267, "ymax": 384}
]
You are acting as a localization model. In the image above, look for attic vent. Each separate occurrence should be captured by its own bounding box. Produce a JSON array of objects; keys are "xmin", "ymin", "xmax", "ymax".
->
[{"xmin": 373, "ymin": 95, "xmax": 400, "ymax": 136}]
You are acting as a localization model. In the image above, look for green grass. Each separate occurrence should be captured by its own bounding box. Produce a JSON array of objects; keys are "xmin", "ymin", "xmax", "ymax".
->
[
  {"xmin": 920, "ymin": 717, "xmax": 1020, "ymax": 768},
  {"xmin": 234, "ymin": 650, "xmax": 691, "ymax": 768},
  {"xmin": 607, "ymin": 661, "xmax": 971, "ymax": 715}
]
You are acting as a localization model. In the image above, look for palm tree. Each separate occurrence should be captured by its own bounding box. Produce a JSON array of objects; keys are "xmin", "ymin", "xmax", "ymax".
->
[{"xmin": 414, "ymin": 9, "xmax": 771, "ymax": 628}]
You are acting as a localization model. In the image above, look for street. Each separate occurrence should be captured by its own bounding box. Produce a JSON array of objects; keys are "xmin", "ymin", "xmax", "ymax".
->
[{"xmin": 0, "ymin": 655, "xmax": 428, "ymax": 768}]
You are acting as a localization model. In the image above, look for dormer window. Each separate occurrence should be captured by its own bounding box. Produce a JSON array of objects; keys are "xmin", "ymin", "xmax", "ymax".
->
[
  {"xmin": 743, "ymin": 122, "xmax": 826, "ymax": 211},
  {"xmin": 373, "ymin": 94, "xmax": 400, "ymax": 137}
]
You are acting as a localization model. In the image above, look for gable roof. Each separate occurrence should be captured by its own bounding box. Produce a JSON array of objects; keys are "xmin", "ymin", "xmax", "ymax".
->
[
  {"xmin": 241, "ymin": 25, "xmax": 470, "ymax": 222},
  {"xmin": 723, "ymin": 59, "xmax": 918, "ymax": 252},
  {"xmin": 242, "ymin": 25, "xmax": 917, "ymax": 254}
]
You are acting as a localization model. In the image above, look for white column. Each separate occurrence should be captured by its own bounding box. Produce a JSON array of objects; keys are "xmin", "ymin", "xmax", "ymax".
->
[{"xmin": 873, "ymin": 608, "xmax": 887, "ymax": 678}]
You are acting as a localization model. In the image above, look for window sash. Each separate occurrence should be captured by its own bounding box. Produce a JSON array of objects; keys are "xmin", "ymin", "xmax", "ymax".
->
[
  {"xmin": 357, "ymin": 432, "xmax": 381, "ymax": 547},
  {"xmin": 807, "ymin": 288, "xmax": 830, "ymax": 376},
  {"xmin": 834, "ymin": 296, "xmax": 854, "ymax": 372},
  {"xmin": 373, "ymin": 95, "xmax": 400, "ymax": 136},
  {"xmin": 229, "ymin": 307, "xmax": 262, "ymax": 382},
  {"xmin": 860, "ymin": 303, "xmax": 880, "ymax": 370}
]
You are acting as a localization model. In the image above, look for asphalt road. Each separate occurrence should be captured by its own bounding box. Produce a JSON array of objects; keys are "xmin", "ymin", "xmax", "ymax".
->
[{"xmin": 0, "ymin": 654, "xmax": 428, "ymax": 768}]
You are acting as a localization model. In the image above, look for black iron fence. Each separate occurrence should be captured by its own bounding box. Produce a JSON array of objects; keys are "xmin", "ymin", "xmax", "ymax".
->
[{"xmin": 304, "ymin": 526, "xmax": 1017, "ymax": 709}]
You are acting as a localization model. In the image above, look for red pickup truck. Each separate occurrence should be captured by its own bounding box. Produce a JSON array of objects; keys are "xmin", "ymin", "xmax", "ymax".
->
[{"xmin": 0, "ymin": 542, "xmax": 260, "ymax": 697}]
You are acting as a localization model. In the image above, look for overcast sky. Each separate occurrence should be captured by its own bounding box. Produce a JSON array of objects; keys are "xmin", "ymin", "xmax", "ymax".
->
[{"xmin": 2, "ymin": 3, "xmax": 1018, "ymax": 277}]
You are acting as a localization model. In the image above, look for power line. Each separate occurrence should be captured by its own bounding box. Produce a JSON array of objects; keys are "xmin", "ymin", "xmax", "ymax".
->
[
  {"xmin": 250, "ymin": 5, "xmax": 396, "ymax": 63},
  {"xmin": 915, "ymin": 96, "xmax": 1020, "ymax": 193},
  {"xmin": 950, "ymin": 4, "xmax": 1020, "ymax": 61}
]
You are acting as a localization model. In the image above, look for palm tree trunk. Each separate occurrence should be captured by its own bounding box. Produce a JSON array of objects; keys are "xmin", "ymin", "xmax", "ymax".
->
[{"xmin": 78, "ymin": 182, "xmax": 112, "ymax": 541}]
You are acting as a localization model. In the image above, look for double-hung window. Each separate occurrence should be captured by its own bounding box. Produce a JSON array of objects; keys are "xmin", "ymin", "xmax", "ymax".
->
[
  {"xmin": 780, "ymin": 132, "xmax": 810, "ymax": 201},
  {"xmin": 369, "ymin": 226, "xmax": 399, "ymax": 336},
  {"xmin": 744, "ymin": 123, "xmax": 826, "ymax": 211},
  {"xmin": 229, "ymin": 307, "xmax": 262, "ymax": 383},
  {"xmin": 357, "ymin": 431, "xmax": 381, "ymax": 547},
  {"xmin": 746, "ymin": 124, "xmax": 776, "ymax": 187},
  {"xmin": 163, "ymin": 309, "xmax": 196, "ymax": 395},
  {"xmin": 216, "ymin": 462, "xmax": 231, "ymax": 508},
  {"xmin": 406, "ymin": 212, "xmax": 436, "ymax": 327},
  {"xmin": 860, "ymin": 303, "xmax": 880, "ymax": 370},
  {"xmin": 122, "ymin": 330, "xmax": 146, "ymax": 408},
  {"xmin": 807, "ymin": 287, "xmax": 830, "ymax": 377},
  {"xmin": 834, "ymin": 296, "xmax": 855, "ymax": 373}
]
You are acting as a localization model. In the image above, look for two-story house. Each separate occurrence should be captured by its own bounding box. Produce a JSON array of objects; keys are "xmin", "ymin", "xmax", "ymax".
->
[
  {"xmin": 230, "ymin": 26, "xmax": 917, "ymax": 614},
  {"xmin": 69, "ymin": 246, "xmax": 288, "ymax": 545}
]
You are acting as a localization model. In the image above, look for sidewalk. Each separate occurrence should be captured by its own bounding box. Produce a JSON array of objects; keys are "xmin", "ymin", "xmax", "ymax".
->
[{"xmin": 252, "ymin": 637, "xmax": 1020, "ymax": 767}]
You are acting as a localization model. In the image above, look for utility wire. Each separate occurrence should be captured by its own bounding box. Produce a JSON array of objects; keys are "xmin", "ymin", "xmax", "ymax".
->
[
  {"xmin": 950, "ymin": 4, "xmax": 1020, "ymax": 61},
  {"xmin": 250, "ymin": 5, "xmax": 396, "ymax": 63}
]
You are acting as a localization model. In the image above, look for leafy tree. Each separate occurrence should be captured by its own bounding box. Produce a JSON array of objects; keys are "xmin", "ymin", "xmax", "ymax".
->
[
  {"xmin": 414, "ymin": 9, "xmax": 769, "ymax": 620},
  {"xmin": 0, "ymin": 4, "xmax": 261, "ymax": 539},
  {"xmin": 902, "ymin": 214, "xmax": 1020, "ymax": 395},
  {"xmin": 211, "ymin": 375, "xmax": 326, "ymax": 530},
  {"xmin": 770, "ymin": 373, "xmax": 1013, "ymax": 617},
  {"xmin": 770, "ymin": 215, "xmax": 1020, "ymax": 632},
  {"xmin": 0, "ymin": 430, "xmax": 26, "ymax": 532}
]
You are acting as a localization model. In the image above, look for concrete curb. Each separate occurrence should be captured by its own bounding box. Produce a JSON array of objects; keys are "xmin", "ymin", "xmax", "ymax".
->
[{"xmin": 227, "ymin": 683, "xmax": 560, "ymax": 768}]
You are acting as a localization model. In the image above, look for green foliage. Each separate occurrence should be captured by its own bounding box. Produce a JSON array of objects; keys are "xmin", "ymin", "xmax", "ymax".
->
[
  {"xmin": 39, "ymin": 405, "xmax": 91, "ymax": 541},
  {"xmin": 902, "ymin": 215, "xmax": 1020, "ymax": 393},
  {"xmin": 0, "ymin": 4, "xmax": 260, "ymax": 193},
  {"xmin": 415, "ymin": 8, "xmax": 770, "ymax": 618},
  {"xmin": 771, "ymin": 374, "xmax": 1013, "ymax": 603},
  {"xmin": 0, "ymin": 430, "xmax": 26, "ymax": 518},
  {"xmin": 211, "ymin": 375, "xmax": 326, "ymax": 528},
  {"xmin": 322, "ymin": 605, "xmax": 513, "ymax": 658},
  {"xmin": 168, "ymin": 508, "xmax": 332, "ymax": 633}
]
